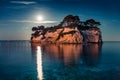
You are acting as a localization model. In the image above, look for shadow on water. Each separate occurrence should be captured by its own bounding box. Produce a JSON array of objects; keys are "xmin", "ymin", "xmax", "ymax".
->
[
  {"xmin": 82, "ymin": 44, "xmax": 102, "ymax": 67},
  {"xmin": 31, "ymin": 43, "xmax": 102, "ymax": 80}
]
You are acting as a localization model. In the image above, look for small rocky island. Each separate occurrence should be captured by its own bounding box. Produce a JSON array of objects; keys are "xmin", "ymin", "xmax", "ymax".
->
[{"xmin": 31, "ymin": 15, "xmax": 102, "ymax": 43}]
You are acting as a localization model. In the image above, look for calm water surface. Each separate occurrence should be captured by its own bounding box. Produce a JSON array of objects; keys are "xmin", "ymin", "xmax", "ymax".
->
[{"xmin": 0, "ymin": 41, "xmax": 120, "ymax": 80}]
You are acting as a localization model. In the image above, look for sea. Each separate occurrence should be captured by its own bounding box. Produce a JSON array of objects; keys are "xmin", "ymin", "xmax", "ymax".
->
[{"xmin": 0, "ymin": 41, "xmax": 120, "ymax": 80}]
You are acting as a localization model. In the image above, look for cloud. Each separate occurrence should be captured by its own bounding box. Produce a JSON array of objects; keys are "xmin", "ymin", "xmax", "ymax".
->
[
  {"xmin": 10, "ymin": 1, "xmax": 37, "ymax": 5},
  {"xmin": 10, "ymin": 20, "xmax": 58, "ymax": 24},
  {"xmin": 6, "ymin": 6, "xmax": 27, "ymax": 9}
]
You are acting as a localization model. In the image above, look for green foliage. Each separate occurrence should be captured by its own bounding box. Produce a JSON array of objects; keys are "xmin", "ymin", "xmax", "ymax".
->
[
  {"xmin": 58, "ymin": 14, "xmax": 80, "ymax": 27},
  {"xmin": 65, "ymin": 23, "xmax": 78, "ymax": 29},
  {"xmin": 31, "ymin": 25, "xmax": 45, "ymax": 37},
  {"xmin": 63, "ymin": 15, "xmax": 80, "ymax": 22},
  {"xmin": 84, "ymin": 19, "xmax": 101, "ymax": 27}
]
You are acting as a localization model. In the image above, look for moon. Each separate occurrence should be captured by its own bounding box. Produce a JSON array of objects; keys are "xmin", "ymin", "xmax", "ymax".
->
[{"xmin": 36, "ymin": 15, "xmax": 43, "ymax": 21}]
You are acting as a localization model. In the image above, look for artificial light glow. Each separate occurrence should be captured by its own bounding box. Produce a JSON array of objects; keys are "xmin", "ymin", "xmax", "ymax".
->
[
  {"xmin": 36, "ymin": 15, "xmax": 43, "ymax": 21},
  {"xmin": 37, "ymin": 46, "xmax": 43, "ymax": 80}
]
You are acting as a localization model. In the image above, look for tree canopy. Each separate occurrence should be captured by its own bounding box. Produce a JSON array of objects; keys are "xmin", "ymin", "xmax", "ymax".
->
[
  {"xmin": 84, "ymin": 19, "xmax": 101, "ymax": 27},
  {"xmin": 63, "ymin": 15, "xmax": 80, "ymax": 22},
  {"xmin": 31, "ymin": 25, "xmax": 45, "ymax": 37}
]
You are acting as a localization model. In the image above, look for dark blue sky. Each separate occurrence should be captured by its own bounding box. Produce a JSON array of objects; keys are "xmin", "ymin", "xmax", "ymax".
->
[{"xmin": 0, "ymin": 0, "xmax": 120, "ymax": 41}]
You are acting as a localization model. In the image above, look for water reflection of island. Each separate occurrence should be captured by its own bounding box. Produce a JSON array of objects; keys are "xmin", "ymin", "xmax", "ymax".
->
[
  {"xmin": 31, "ymin": 43, "xmax": 102, "ymax": 66},
  {"xmin": 83, "ymin": 44, "xmax": 102, "ymax": 66},
  {"xmin": 31, "ymin": 43, "xmax": 102, "ymax": 79}
]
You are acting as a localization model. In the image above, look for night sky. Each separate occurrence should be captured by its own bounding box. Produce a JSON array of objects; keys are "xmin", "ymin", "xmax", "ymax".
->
[{"xmin": 0, "ymin": 0, "xmax": 120, "ymax": 41}]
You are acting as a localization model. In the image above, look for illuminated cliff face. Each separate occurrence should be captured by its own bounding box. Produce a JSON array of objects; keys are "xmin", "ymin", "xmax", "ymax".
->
[
  {"xmin": 31, "ymin": 35, "xmax": 43, "ymax": 42},
  {"xmin": 31, "ymin": 27, "xmax": 83, "ymax": 43},
  {"xmin": 31, "ymin": 26, "xmax": 102, "ymax": 43}
]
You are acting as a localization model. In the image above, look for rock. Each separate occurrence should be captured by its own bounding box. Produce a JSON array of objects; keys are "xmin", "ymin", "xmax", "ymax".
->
[
  {"xmin": 31, "ymin": 27, "xmax": 102, "ymax": 43},
  {"xmin": 31, "ymin": 15, "xmax": 102, "ymax": 43},
  {"xmin": 81, "ymin": 28, "xmax": 102, "ymax": 43},
  {"xmin": 56, "ymin": 27, "xmax": 83, "ymax": 43},
  {"xmin": 31, "ymin": 35, "xmax": 43, "ymax": 43}
]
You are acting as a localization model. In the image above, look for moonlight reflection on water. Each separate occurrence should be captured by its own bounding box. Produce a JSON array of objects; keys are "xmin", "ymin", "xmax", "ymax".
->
[{"xmin": 36, "ymin": 46, "xmax": 43, "ymax": 80}]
